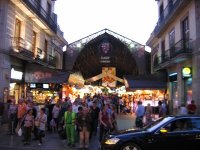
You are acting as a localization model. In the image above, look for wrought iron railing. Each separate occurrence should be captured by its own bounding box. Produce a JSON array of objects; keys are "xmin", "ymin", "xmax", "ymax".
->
[
  {"xmin": 36, "ymin": 48, "xmax": 46, "ymax": 62},
  {"xmin": 169, "ymin": 39, "xmax": 192, "ymax": 58},
  {"xmin": 22, "ymin": 0, "xmax": 57, "ymax": 33},
  {"xmin": 11, "ymin": 37, "xmax": 34, "ymax": 58},
  {"xmin": 153, "ymin": 0, "xmax": 185, "ymax": 35},
  {"xmin": 153, "ymin": 39, "xmax": 192, "ymax": 69}
]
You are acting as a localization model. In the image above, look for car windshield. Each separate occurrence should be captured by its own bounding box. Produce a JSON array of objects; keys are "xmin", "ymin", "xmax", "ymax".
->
[{"xmin": 144, "ymin": 116, "xmax": 174, "ymax": 132}]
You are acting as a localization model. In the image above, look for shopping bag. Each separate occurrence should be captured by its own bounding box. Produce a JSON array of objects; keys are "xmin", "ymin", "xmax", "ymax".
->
[{"xmin": 17, "ymin": 128, "xmax": 23, "ymax": 136}]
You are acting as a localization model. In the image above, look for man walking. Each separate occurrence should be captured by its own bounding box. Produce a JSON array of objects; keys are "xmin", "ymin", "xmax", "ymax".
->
[
  {"xmin": 135, "ymin": 101, "xmax": 145, "ymax": 128},
  {"xmin": 64, "ymin": 105, "xmax": 76, "ymax": 148}
]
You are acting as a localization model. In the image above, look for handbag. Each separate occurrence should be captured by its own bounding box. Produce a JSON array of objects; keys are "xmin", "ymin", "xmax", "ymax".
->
[
  {"xmin": 17, "ymin": 128, "xmax": 23, "ymax": 136},
  {"xmin": 35, "ymin": 120, "xmax": 40, "ymax": 127}
]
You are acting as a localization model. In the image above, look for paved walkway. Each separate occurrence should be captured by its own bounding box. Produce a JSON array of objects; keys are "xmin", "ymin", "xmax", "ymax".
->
[{"xmin": 0, "ymin": 114, "xmax": 135, "ymax": 150}]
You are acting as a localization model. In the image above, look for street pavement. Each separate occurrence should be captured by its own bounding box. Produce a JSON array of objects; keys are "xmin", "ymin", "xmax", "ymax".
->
[{"xmin": 0, "ymin": 114, "xmax": 135, "ymax": 150}]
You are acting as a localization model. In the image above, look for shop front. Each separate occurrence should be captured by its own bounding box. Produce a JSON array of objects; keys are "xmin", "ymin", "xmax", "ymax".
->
[
  {"xmin": 168, "ymin": 65, "xmax": 192, "ymax": 114},
  {"xmin": 9, "ymin": 65, "xmax": 25, "ymax": 103},
  {"xmin": 123, "ymin": 73, "xmax": 167, "ymax": 113},
  {"xmin": 25, "ymin": 63, "xmax": 69, "ymax": 104}
]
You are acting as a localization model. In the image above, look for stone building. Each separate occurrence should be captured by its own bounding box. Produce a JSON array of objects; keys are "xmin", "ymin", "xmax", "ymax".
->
[
  {"xmin": 147, "ymin": 0, "xmax": 200, "ymax": 114},
  {"xmin": 0, "ymin": 0, "xmax": 67, "ymax": 103}
]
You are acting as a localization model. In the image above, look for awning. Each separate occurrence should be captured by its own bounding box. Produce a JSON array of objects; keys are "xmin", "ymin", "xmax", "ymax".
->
[
  {"xmin": 124, "ymin": 72, "xmax": 167, "ymax": 90},
  {"xmin": 25, "ymin": 63, "xmax": 70, "ymax": 84}
]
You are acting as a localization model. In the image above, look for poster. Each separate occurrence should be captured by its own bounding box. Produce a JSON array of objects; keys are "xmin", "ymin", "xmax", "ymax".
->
[{"xmin": 102, "ymin": 67, "xmax": 116, "ymax": 87}]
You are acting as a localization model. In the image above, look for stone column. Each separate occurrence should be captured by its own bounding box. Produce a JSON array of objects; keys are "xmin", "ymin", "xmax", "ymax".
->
[
  {"xmin": 177, "ymin": 63, "xmax": 185, "ymax": 108},
  {"xmin": 192, "ymin": 53, "xmax": 200, "ymax": 114}
]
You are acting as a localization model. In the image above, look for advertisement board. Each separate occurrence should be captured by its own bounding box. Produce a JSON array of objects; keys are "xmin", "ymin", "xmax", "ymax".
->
[{"xmin": 102, "ymin": 67, "xmax": 116, "ymax": 87}]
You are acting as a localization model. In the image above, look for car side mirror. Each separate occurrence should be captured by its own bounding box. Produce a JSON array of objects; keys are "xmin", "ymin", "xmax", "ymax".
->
[{"xmin": 159, "ymin": 128, "xmax": 168, "ymax": 134}]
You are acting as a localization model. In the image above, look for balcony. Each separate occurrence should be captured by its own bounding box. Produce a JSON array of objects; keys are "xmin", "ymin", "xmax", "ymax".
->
[
  {"xmin": 35, "ymin": 48, "xmax": 47, "ymax": 64},
  {"xmin": 22, "ymin": 0, "xmax": 57, "ymax": 33},
  {"xmin": 48, "ymin": 55, "xmax": 57, "ymax": 68},
  {"xmin": 153, "ymin": 39, "xmax": 192, "ymax": 70},
  {"xmin": 10, "ymin": 37, "xmax": 34, "ymax": 61},
  {"xmin": 153, "ymin": 0, "xmax": 191, "ymax": 37}
]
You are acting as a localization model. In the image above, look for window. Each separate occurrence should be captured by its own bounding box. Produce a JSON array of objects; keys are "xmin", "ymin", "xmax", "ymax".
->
[
  {"xmin": 159, "ymin": 3, "xmax": 164, "ymax": 22},
  {"xmin": 32, "ymin": 31, "xmax": 37, "ymax": 53},
  {"xmin": 191, "ymin": 118, "xmax": 200, "ymax": 130},
  {"xmin": 14, "ymin": 18, "xmax": 21, "ymax": 38},
  {"xmin": 47, "ymin": 2, "xmax": 51, "ymax": 17},
  {"xmin": 163, "ymin": 118, "xmax": 192, "ymax": 132},
  {"xmin": 182, "ymin": 17, "xmax": 189, "ymax": 40},
  {"xmin": 44, "ymin": 39, "xmax": 48, "ymax": 59},
  {"xmin": 161, "ymin": 40, "xmax": 165, "ymax": 60},
  {"xmin": 169, "ymin": 28, "xmax": 175, "ymax": 49}
]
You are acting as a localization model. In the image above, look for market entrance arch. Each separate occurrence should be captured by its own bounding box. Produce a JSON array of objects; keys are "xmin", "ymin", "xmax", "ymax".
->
[{"xmin": 64, "ymin": 29, "xmax": 150, "ymax": 86}]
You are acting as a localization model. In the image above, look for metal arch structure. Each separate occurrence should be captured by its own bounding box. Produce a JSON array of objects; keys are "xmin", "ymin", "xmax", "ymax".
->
[
  {"xmin": 64, "ymin": 29, "xmax": 150, "ymax": 85},
  {"xmin": 67, "ymin": 28, "xmax": 144, "ymax": 53}
]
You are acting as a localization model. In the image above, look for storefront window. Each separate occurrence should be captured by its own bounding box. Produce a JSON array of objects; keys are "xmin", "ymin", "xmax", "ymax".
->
[{"xmin": 186, "ymin": 78, "xmax": 192, "ymax": 104}]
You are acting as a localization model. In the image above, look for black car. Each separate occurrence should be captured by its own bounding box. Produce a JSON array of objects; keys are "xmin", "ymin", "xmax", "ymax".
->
[{"xmin": 101, "ymin": 115, "xmax": 200, "ymax": 150}]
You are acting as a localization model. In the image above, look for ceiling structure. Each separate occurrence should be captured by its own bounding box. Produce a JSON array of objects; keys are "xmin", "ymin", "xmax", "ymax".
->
[{"xmin": 66, "ymin": 29, "xmax": 149, "ymax": 86}]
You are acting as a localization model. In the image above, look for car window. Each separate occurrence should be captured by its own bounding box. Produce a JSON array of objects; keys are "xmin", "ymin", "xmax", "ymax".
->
[
  {"xmin": 162, "ymin": 118, "xmax": 192, "ymax": 132},
  {"xmin": 191, "ymin": 118, "xmax": 200, "ymax": 130},
  {"xmin": 146, "ymin": 117, "xmax": 174, "ymax": 132}
]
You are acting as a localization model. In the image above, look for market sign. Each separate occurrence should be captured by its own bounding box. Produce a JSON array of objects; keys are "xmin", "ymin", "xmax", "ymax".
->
[
  {"xmin": 182, "ymin": 67, "xmax": 192, "ymax": 78},
  {"xmin": 99, "ymin": 42, "xmax": 112, "ymax": 64},
  {"xmin": 11, "ymin": 68, "xmax": 23, "ymax": 80}
]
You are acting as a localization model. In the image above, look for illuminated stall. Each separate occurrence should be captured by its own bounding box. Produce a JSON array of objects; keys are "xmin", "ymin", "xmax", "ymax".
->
[
  {"xmin": 25, "ymin": 63, "xmax": 69, "ymax": 104},
  {"xmin": 124, "ymin": 72, "xmax": 167, "ymax": 107}
]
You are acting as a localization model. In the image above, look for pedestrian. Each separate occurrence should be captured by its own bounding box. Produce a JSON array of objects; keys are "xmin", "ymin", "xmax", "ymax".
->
[
  {"xmin": 52, "ymin": 102, "xmax": 61, "ymax": 131},
  {"xmin": 64, "ymin": 105, "xmax": 76, "ymax": 148},
  {"xmin": 0, "ymin": 100, "xmax": 4, "ymax": 127},
  {"xmin": 17, "ymin": 99, "xmax": 27, "ymax": 131},
  {"xmin": 135, "ymin": 101, "xmax": 145, "ymax": 128},
  {"xmin": 7, "ymin": 99, "xmax": 17, "ymax": 135},
  {"xmin": 144, "ymin": 103, "xmax": 153, "ymax": 125},
  {"xmin": 77, "ymin": 107, "xmax": 91, "ymax": 150},
  {"xmin": 23, "ymin": 109, "xmax": 34, "ymax": 145},
  {"xmin": 187, "ymin": 100, "xmax": 197, "ymax": 114},
  {"xmin": 35, "ymin": 108, "xmax": 47, "ymax": 146},
  {"xmin": 110, "ymin": 105, "xmax": 118, "ymax": 132},
  {"xmin": 179, "ymin": 104, "xmax": 187, "ymax": 115},
  {"xmin": 89, "ymin": 101, "xmax": 100, "ymax": 139},
  {"xmin": 99, "ymin": 105, "xmax": 113, "ymax": 142},
  {"xmin": 158, "ymin": 101, "xmax": 166, "ymax": 117}
]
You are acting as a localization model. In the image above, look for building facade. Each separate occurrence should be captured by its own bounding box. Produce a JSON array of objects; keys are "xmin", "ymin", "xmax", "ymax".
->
[
  {"xmin": 0, "ymin": 0, "xmax": 67, "ymax": 103},
  {"xmin": 147, "ymin": 0, "xmax": 200, "ymax": 114}
]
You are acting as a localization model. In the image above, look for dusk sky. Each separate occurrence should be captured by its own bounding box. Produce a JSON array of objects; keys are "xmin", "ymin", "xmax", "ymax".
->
[{"xmin": 54, "ymin": 0, "xmax": 158, "ymax": 50}]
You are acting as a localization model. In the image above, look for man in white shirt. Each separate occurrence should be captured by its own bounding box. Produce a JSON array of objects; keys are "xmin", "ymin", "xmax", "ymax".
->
[{"xmin": 72, "ymin": 101, "xmax": 79, "ymax": 113}]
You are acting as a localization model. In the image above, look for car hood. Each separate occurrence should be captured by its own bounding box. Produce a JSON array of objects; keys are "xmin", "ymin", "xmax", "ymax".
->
[{"xmin": 109, "ymin": 128, "xmax": 147, "ymax": 137}]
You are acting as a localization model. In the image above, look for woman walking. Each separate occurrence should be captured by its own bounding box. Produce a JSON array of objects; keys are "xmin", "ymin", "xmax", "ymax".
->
[
  {"xmin": 35, "ymin": 108, "xmax": 47, "ymax": 146},
  {"xmin": 110, "ymin": 105, "xmax": 117, "ymax": 132},
  {"xmin": 23, "ymin": 109, "xmax": 34, "ymax": 145},
  {"xmin": 77, "ymin": 107, "xmax": 91, "ymax": 150},
  {"xmin": 99, "ymin": 105, "xmax": 113, "ymax": 142}
]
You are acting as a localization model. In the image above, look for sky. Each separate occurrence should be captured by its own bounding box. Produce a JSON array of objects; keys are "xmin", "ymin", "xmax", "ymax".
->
[{"xmin": 54, "ymin": 0, "xmax": 158, "ymax": 50}]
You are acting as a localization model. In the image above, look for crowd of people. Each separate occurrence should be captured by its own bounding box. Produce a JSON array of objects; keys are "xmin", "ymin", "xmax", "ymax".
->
[{"xmin": 0, "ymin": 94, "xmax": 198, "ymax": 149}]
